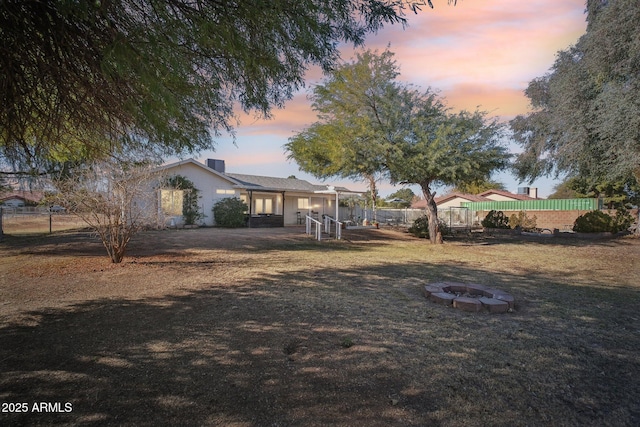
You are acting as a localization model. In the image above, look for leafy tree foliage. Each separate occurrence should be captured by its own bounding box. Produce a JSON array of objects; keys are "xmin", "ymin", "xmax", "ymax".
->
[
  {"xmin": 548, "ymin": 180, "xmax": 580, "ymax": 200},
  {"xmin": 385, "ymin": 90, "xmax": 510, "ymax": 243},
  {"xmin": 510, "ymin": 0, "xmax": 640, "ymax": 230},
  {"xmin": 481, "ymin": 210, "xmax": 510, "ymax": 229},
  {"xmin": 573, "ymin": 209, "xmax": 633, "ymax": 233},
  {"xmin": 286, "ymin": 49, "xmax": 400, "ymax": 215},
  {"xmin": 2, "ymin": 0, "xmax": 441, "ymax": 173},
  {"xmin": 508, "ymin": 211, "xmax": 537, "ymax": 231},
  {"xmin": 386, "ymin": 188, "xmax": 416, "ymax": 208},
  {"xmin": 549, "ymin": 175, "xmax": 640, "ymax": 209},
  {"xmin": 408, "ymin": 215, "xmax": 450, "ymax": 239},
  {"xmin": 287, "ymin": 49, "xmax": 509, "ymax": 243}
]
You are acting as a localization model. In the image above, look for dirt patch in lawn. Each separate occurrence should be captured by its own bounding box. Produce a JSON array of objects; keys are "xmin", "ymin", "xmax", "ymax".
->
[{"xmin": 1, "ymin": 227, "xmax": 639, "ymax": 426}]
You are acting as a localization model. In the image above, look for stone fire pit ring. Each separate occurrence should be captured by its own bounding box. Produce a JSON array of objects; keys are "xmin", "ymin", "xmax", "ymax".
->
[{"xmin": 423, "ymin": 282, "xmax": 514, "ymax": 314}]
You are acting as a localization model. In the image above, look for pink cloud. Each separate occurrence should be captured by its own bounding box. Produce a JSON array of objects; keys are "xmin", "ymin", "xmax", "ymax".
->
[{"xmin": 202, "ymin": 0, "xmax": 589, "ymax": 196}]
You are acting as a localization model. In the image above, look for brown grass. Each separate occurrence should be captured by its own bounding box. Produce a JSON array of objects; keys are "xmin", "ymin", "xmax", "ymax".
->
[
  {"xmin": 1, "ymin": 227, "xmax": 639, "ymax": 426},
  {"xmin": 1, "ymin": 212, "xmax": 88, "ymax": 235}
]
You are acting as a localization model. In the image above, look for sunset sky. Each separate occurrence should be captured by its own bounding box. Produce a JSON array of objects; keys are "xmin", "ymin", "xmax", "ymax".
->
[{"xmin": 191, "ymin": 0, "xmax": 589, "ymax": 199}]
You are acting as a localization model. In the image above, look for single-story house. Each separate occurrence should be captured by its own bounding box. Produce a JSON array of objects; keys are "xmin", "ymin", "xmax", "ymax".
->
[
  {"xmin": 478, "ymin": 189, "xmax": 537, "ymax": 202},
  {"xmin": 409, "ymin": 189, "xmax": 539, "ymax": 228},
  {"xmin": 410, "ymin": 189, "xmax": 536, "ymax": 210},
  {"xmin": 0, "ymin": 190, "xmax": 44, "ymax": 207},
  {"xmin": 155, "ymin": 158, "xmax": 361, "ymax": 227}
]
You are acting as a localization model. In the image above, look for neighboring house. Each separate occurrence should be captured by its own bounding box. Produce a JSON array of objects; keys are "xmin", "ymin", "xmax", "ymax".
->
[
  {"xmin": 478, "ymin": 189, "xmax": 536, "ymax": 202},
  {"xmin": 411, "ymin": 189, "xmax": 537, "ymax": 210},
  {"xmin": 156, "ymin": 158, "xmax": 360, "ymax": 227},
  {"xmin": 410, "ymin": 189, "xmax": 539, "ymax": 229},
  {"xmin": 0, "ymin": 190, "xmax": 44, "ymax": 207}
]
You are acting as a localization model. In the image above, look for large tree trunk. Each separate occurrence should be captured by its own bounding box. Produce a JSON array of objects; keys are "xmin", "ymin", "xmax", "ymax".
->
[{"xmin": 421, "ymin": 183, "xmax": 443, "ymax": 244}]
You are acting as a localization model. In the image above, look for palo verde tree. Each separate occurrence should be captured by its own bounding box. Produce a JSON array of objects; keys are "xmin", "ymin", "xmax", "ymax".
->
[
  {"xmin": 287, "ymin": 49, "xmax": 508, "ymax": 243},
  {"xmin": 53, "ymin": 159, "xmax": 160, "ymax": 263},
  {"xmin": 286, "ymin": 49, "xmax": 401, "ymax": 218},
  {"xmin": 1, "ymin": 0, "xmax": 456, "ymax": 174},
  {"xmin": 385, "ymin": 88, "xmax": 510, "ymax": 243},
  {"xmin": 510, "ymin": 0, "xmax": 640, "ymax": 232}
]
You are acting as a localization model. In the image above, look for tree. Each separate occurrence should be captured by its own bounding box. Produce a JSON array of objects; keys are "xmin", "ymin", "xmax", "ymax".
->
[
  {"xmin": 548, "ymin": 179, "xmax": 579, "ymax": 200},
  {"xmin": 386, "ymin": 188, "xmax": 415, "ymax": 208},
  {"xmin": 510, "ymin": 0, "xmax": 640, "ymax": 231},
  {"xmin": 548, "ymin": 175, "xmax": 640, "ymax": 209},
  {"xmin": 287, "ymin": 49, "xmax": 509, "ymax": 244},
  {"xmin": 53, "ymin": 160, "xmax": 160, "ymax": 263},
  {"xmin": 385, "ymin": 90, "xmax": 510, "ymax": 243},
  {"xmin": 286, "ymin": 49, "xmax": 401, "ymax": 218},
  {"xmin": 1, "ymin": 0, "xmax": 450, "ymax": 174}
]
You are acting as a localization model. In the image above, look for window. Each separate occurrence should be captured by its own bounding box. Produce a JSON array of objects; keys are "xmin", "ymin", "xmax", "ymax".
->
[
  {"xmin": 254, "ymin": 198, "xmax": 274, "ymax": 214},
  {"xmin": 160, "ymin": 189, "xmax": 183, "ymax": 216},
  {"xmin": 216, "ymin": 189, "xmax": 235, "ymax": 195},
  {"xmin": 297, "ymin": 198, "xmax": 310, "ymax": 209}
]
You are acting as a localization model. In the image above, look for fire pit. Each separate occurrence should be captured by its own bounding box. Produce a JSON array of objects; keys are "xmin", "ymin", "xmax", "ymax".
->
[{"xmin": 422, "ymin": 282, "xmax": 514, "ymax": 313}]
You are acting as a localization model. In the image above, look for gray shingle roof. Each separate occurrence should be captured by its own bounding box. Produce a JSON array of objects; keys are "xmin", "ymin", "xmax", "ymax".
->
[{"xmin": 226, "ymin": 173, "xmax": 328, "ymax": 192}]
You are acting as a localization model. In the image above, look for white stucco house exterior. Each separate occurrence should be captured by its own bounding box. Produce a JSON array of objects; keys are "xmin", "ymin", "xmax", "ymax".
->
[{"xmin": 155, "ymin": 158, "xmax": 359, "ymax": 227}]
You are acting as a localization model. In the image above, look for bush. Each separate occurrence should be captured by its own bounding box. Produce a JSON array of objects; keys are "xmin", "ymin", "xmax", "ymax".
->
[
  {"xmin": 213, "ymin": 197, "xmax": 248, "ymax": 228},
  {"xmin": 611, "ymin": 206, "xmax": 634, "ymax": 233},
  {"xmin": 408, "ymin": 215, "xmax": 450, "ymax": 238},
  {"xmin": 572, "ymin": 209, "xmax": 632, "ymax": 233},
  {"xmin": 509, "ymin": 211, "xmax": 537, "ymax": 231},
  {"xmin": 481, "ymin": 210, "xmax": 510, "ymax": 229}
]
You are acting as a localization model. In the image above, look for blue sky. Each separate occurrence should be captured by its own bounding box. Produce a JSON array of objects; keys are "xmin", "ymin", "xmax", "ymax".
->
[{"xmin": 186, "ymin": 0, "xmax": 588, "ymax": 199}]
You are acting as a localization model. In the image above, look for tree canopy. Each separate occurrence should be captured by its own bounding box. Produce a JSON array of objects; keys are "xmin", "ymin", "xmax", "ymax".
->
[
  {"xmin": 510, "ymin": 0, "xmax": 640, "ymax": 185},
  {"xmin": 2, "ymin": 0, "xmax": 444, "ymax": 174},
  {"xmin": 386, "ymin": 188, "xmax": 416, "ymax": 208},
  {"xmin": 548, "ymin": 175, "xmax": 640, "ymax": 210},
  {"xmin": 286, "ymin": 49, "xmax": 509, "ymax": 243},
  {"xmin": 285, "ymin": 49, "xmax": 403, "ymax": 212}
]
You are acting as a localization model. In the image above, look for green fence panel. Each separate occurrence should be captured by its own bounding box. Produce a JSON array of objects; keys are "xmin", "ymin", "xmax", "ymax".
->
[{"xmin": 461, "ymin": 198, "xmax": 601, "ymax": 211}]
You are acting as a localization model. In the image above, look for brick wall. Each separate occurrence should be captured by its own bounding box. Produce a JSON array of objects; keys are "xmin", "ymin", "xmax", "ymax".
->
[{"xmin": 476, "ymin": 210, "xmax": 592, "ymax": 231}]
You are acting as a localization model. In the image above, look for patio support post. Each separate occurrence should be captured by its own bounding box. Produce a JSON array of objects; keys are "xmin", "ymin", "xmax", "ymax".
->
[{"xmin": 248, "ymin": 190, "xmax": 253, "ymax": 228}]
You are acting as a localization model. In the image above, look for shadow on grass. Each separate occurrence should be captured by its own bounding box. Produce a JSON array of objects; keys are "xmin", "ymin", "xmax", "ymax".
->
[
  {"xmin": 446, "ymin": 231, "xmax": 638, "ymax": 248},
  {"xmin": 1, "ymin": 260, "xmax": 639, "ymax": 426}
]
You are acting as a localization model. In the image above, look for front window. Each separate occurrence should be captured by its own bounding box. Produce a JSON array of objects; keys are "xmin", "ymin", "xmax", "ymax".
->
[
  {"xmin": 254, "ymin": 197, "xmax": 274, "ymax": 214},
  {"xmin": 297, "ymin": 198, "xmax": 310, "ymax": 210},
  {"xmin": 160, "ymin": 189, "xmax": 183, "ymax": 216}
]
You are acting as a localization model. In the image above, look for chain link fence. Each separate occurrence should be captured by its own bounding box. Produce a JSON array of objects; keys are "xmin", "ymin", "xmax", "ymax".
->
[{"xmin": 0, "ymin": 207, "xmax": 87, "ymax": 235}]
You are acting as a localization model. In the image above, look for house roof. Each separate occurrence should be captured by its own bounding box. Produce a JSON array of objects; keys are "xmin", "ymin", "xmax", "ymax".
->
[
  {"xmin": 411, "ymin": 190, "xmax": 535, "ymax": 209},
  {"xmin": 411, "ymin": 192, "xmax": 486, "ymax": 209},
  {"xmin": 0, "ymin": 190, "xmax": 44, "ymax": 204},
  {"xmin": 226, "ymin": 173, "xmax": 327, "ymax": 193},
  {"xmin": 435, "ymin": 192, "xmax": 489, "ymax": 204},
  {"xmin": 158, "ymin": 158, "xmax": 358, "ymax": 194},
  {"xmin": 478, "ymin": 189, "xmax": 535, "ymax": 200},
  {"xmin": 155, "ymin": 158, "xmax": 240, "ymax": 185}
]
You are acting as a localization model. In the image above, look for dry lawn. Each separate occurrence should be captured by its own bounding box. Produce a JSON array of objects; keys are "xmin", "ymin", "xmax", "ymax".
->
[{"xmin": 1, "ymin": 227, "xmax": 639, "ymax": 426}]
